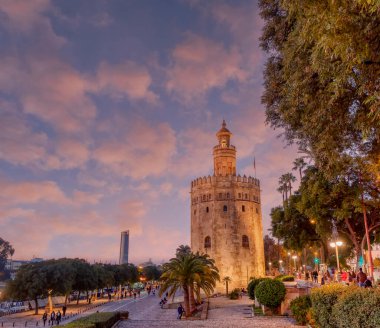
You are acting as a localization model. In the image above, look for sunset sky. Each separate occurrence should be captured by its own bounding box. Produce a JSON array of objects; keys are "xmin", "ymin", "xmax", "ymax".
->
[{"xmin": 0, "ymin": 0, "xmax": 299, "ymax": 264}]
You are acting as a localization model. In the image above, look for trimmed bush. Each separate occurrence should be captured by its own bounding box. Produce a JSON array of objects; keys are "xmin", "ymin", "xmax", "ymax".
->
[
  {"xmin": 247, "ymin": 277, "xmax": 271, "ymax": 300},
  {"xmin": 310, "ymin": 284, "xmax": 347, "ymax": 328},
  {"xmin": 332, "ymin": 287, "xmax": 380, "ymax": 328},
  {"xmin": 255, "ymin": 279, "xmax": 286, "ymax": 310},
  {"xmin": 275, "ymin": 275, "xmax": 295, "ymax": 282},
  {"xmin": 64, "ymin": 311, "xmax": 126, "ymax": 328},
  {"xmin": 229, "ymin": 288, "xmax": 240, "ymax": 300},
  {"xmin": 290, "ymin": 295, "xmax": 311, "ymax": 325}
]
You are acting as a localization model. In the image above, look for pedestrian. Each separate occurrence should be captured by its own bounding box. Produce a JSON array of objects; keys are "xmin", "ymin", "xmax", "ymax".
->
[
  {"xmin": 50, "ymin": 311, "xmax": 55, "ymax": 326},
  {"xmin": 357, "ymin": 268, "xmax": 367, "ymax": 287},
  {"xmin": 305, "ymin": 271, "xmax": 310, "ymax": 281},
  {"xmin": 138, "ymin": 290, "xmax": 141, "ymax": 297},
  {"xmin": 312, "ymin": 270, "xmax": 318, "ymax": 283},
  {"xmin": 56, "ymin": 310, "xmax": 61, "ymax": 325},
  {"xmin": 133, "ymin": 292, "xmax": 137, "ymax": 299},
  {"xmin": 42, "ymin": 312, "xmax": 48, "ymax": 327},
  {"xmin": 177, "ymin": 304, "xmax": 184, "ymax": 319},
  {"xmin": 62, "ymin": 305, "xmax": 67, "ymax": 317}
]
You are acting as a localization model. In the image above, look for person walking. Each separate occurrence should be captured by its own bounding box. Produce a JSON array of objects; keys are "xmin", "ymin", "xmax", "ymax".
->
[
  {"xmin": 312, "ymin": 270, "xmax": 318, "ymax": 283},
  {"xmin": 56, "ymin": 310, "xmax": 62, "ymax": 325},
  {"xmin": 42, "ymin": 312, "xmax": 48, "ymax": 326},
  {"xmin": 177, "ymin": 304, "xmax": 185, "ymax": 319},
  {"xmin": 50, "ymin": 311, "xmax": 55, "ymax": 326},
  {"xmin": 357, "ymin": 268, "xmax": 367, "ymax": 287}
]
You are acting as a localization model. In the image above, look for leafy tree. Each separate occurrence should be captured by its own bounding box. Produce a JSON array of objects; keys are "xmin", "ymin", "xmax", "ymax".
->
[
  {"xmin": 142, "ymin": 265, "xmax": 161, "ymax": 281},
  {"xmin": 259, "ymin": 0, "xmax": 380, "ymax": 183},
  {"xmin": 71, "ymin": 259, "xmax": 97, "ymax": 304},
  {"xmin": 0, "ymin": 237, "xmax": 14, "ymax": 281}
]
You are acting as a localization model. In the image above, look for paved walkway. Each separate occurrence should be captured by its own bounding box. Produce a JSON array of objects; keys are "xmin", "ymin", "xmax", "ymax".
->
[{"xmin": 116, "ymin": 295, "xmax": 300, "ymax": 328}]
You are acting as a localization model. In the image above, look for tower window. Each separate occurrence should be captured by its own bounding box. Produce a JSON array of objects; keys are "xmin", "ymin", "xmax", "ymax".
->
[
  {"xmin": 238, "ymin": 193, "xmax": 241, "ymax": 199},
  {"xmin": 226, "ymin": 193, "xmax": 230, "ymax": 199},
  {"xmin": 203, "ymin": 195, "xmax": 206, "ymax": 201},
  {"xmin": 208, "ymin": 194, "xmax": 212, "ymax": 200},
  {"xmin": 256, "ymin": 208, "xmax": 259, "ymax": 214},
  {"xmin": 194, "ymin": 210, "xmax": 196, "ymax": 215},
  {"xmin": 204, "ymin": 236, "xmax": 211, "ymax": 248},
  {"xmin": 245, "ymin": 193, "xmax": 248, "ymax": 199},
  {"xmin": 242, "ymin": 235, "xmax": 249, "ymax": 248},
  {"xmin": 206, "ymin": 207, "xmax": 209, "ymax": 213},
  {"xmin": 242, "ymin": 205, "xmax": 245, "ymax": 212},
  {"xmin": 223, "ymin": 205, "xmax": 227, "ymax": 212}
]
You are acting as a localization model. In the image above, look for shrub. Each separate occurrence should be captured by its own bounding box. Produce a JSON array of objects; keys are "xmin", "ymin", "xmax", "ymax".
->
[
  {"xmin": 229, "ymin": 288, "xmax": 240, "ymax": 300},
  {"xmin": 290, "ymin": 295, "xmax": 312, "ymax": 325},
  {"xmin": 332, "ymin": 287, "xmax": 380, "ymax": 328},
  {"xmin": 275, "ymin": 275, "xmax": 295, "ymax": 282},
  {"xmin": 247, "ymin": 277, "xmax": 271, "ymax": 300},
  {"xmin": 255, "ymin": 279, "xmax": 286, "ymax": 310},
  {"xmin": 310, "ymin": 284, "xmax": 347, "ymax": 328},
  {"xmin": 64, "ymin": 312, "xmax": 125, "ymax": 328}
]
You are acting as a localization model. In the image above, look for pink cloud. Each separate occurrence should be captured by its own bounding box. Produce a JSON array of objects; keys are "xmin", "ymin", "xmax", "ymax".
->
[
  {"xmin": 93, "ymin": 118, "xmax": 176, "ymax": 179},
  {"xmin": 72, "ymin": 190, "xmax": 103, "ymax": 205},
  {"xmin": 166, "ymin": 33, "xmax": 247, "ymax": 103},
  {"xmin": 0, "ymin": 180, "xmax": 70, "ymax": 206},
  {"xmin": 93, "ymin": 61, "xmax": 158, "ymax": 103}
]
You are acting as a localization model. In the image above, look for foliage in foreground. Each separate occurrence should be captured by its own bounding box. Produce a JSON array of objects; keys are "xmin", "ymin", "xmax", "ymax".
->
[
  {"xmin": 247, "ymin": 277, "xmax": 271, "ymax": 300},
  {"xmin": 290, "ymin": 295, "xmax": 311, "ymax": 325},
  {"xmin": 255, "ymin": 279, "xmax": 286, "ymax": 310},
  {"xmin": 275, "ymin": 275, "xmax": 294, "ymax": 282},
  {"xmin": 64, "ymin": 312, "xmax": 126, "ymax": 328}
]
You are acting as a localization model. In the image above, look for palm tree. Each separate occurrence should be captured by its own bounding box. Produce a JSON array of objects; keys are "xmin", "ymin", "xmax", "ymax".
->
[
  {"xmin": 159, "ymin": 251, "xmax": 219, "ymax": 317},
  {"xmin": 284, "ymin": 172, "xmax": 296, "ymax": 196},
  {"xmin": 222, "ymin": 276, "xmax": 231, "ymax": 296},
  {"xmin": 277, "ymin": 185, "xmax": 285, "ymax": 203},
  {"xmin": 292, "ymin": 158, "xmax": 307, "ymax": 181},
  {"xmin": 278, "ymin": 175, "xmax": 289, "ymax": 201}
]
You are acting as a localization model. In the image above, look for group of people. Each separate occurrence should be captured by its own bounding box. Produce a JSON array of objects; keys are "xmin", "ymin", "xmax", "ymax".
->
[
  {"xmin": 304, "ymin": 267, "xmax": 373, "ymax": 287},
  {"xmin": 42, "ymin": 309, "xmax": 62, "ymax": 326}
]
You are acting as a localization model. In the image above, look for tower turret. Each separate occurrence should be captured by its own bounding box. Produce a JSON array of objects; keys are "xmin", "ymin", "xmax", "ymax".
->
[{"xmin": 213, "ymin": 120, "xmax": 236, "ymax": 176}]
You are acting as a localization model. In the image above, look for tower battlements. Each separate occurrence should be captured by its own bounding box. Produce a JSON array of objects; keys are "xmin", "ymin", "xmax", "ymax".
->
[{"xmin": 191, "ymin": 174, "xmax": 260, "ymax": 188}]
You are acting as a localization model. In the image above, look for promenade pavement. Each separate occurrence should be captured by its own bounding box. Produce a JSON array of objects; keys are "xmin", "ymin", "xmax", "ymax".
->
[{"xmin": 115, "ymin": 295, "xmax": 300, "ymax": 328}]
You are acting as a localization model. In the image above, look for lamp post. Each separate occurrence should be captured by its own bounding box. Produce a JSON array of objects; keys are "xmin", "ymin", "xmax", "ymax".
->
[
  {"xmin": 268, "ymin": 262, "xmax": 272, "ymax": 275},
  {"xmin": 292, "ymin": 255, "xmax": 298, "ymax": 271},
  {"xmin": 287, "ymin": 252, "xmax": 291, "ymax": 274},
  {"xmin": 330, "ymin": 241, "xmax": 343, "ymax": 272},
  {"xmin": 279, "ymin": 260, "xmax": 283, "ymax": 273}
]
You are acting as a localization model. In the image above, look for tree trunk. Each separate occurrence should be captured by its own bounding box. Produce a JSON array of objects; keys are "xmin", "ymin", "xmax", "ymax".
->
[
  {"xmin": 64, "ymin": 294, "xmax": 68, "ymax": 307},
  {"xmin": 182, "ymin": 285, "xmax": 190, "ymax": 318},
  {"xmin": 34, "ymin": 297, "xmax": 39, "ymax": 315},
  {"xmin": 226, "ymin": 282, "xmax": 229, "ymax": 295},
  {"xmin": 189, "ymin": 284, "xmax": 197, "ymax": 314},
  {"xmin": 299, "ymin": 169, "xmax": 302, "ymax": 181},
  {"xmin": 77, "ymin": 291, "xmax": 81, "ymax": 305}
]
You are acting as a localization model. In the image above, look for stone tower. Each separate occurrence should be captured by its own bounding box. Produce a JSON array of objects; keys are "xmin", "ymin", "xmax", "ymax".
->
[{"xmin": 190, "ymin": 121, "xmax": 265, "ymax": 291}]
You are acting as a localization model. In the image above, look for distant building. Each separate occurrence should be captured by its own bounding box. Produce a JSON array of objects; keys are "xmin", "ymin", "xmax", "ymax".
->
[
  {"xmin": 119, "ymin": 230, "xmax": 129, "ymax": 264},
  {"xmin": 5, "ymin": 257, "xmax": 43, "ymax": 279}
]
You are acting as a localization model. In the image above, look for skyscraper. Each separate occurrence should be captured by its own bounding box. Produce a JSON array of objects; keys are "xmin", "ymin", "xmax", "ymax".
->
[{"xmin": 119, "ymin": 230, "xmax": 129, "ymax": 264}]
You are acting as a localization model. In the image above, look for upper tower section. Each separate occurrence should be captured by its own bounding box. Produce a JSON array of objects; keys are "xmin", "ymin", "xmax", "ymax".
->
[{"xmin": 213, "ymin": 120, "xmax": 237, "ymax": 176}]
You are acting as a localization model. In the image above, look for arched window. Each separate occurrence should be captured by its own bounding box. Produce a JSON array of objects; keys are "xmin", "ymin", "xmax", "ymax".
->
[
  {"xmin": 242, "ymin": 235, "xmax": 249, "ymax": 248},
  {"xmin": 242, "ymin": 205, "xmax": 245, "ymax": 212},
  {"xmin": 223, "ymin": 205, "xmax": 227, "ymax": 212},
  {"xmin": 206, "ymin": 207, "xmax": 209, "ymax": 213},
  {"xmin": 204, "ymin": 236, "xmax": 211, "ymax": 248},
  {"xmin": 226, "ymin": 192, "xmax": 230, "ymax": 199},
  {"xmin": 203, "ymin": 195, "xmax": 206, "ymax": 201}
]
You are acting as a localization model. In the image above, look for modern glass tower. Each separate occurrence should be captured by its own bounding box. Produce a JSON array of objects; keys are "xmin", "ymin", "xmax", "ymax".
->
[{"xmin": 119, "ymin": 230, "xmax": 129, "ymax": 264}]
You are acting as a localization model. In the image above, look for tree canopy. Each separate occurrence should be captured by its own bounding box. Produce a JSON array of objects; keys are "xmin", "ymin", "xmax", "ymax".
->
[{"xmin": 259, "ymin": 0, "xmax": 380, "ymax": 182}]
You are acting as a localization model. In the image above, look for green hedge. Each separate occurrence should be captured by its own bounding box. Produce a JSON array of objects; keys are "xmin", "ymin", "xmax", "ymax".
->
[
  {"xmin": 229, "ymin": 288, "xmax": 241, "ymax": 300},
  {"xmin": 310, "ymin": 284, "xmax": 347, "ymax": 328},
  {"xmin": 332, "ymin": 287, "xmax": 380, "ymax": 328},
  {"xmin": 255, "ymin": 279, "xmax": 286, "ymax": 310},
  {"xmin": 64, "ymin": 311, "xmax": 128, "ymax": 328},
  {"xmin": 247, "ymin": 277, "xmax": 271, "ymax": 300},
  {"xmin": 290, "ymin": 295, "xmax": 311, "ymax": 325},
  {"xmin": 275, "ymin": 275, "xmax": 295, "ymax": 282}
]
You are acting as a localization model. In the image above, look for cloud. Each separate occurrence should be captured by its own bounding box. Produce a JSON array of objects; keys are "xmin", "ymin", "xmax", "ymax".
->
[
  {"xmin": 166, "ymin": 33, "xmax": 247, "ymax": 103},
  {"xmin": 93, "ymin": 61, "xmax": 158, "ymax": 103},
  {"xmin": 93, "ymin": 118, "xmax": 176, "ymax": 179}
]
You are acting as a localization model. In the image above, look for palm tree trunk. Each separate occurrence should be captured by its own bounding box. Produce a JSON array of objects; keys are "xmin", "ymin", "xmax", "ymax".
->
[
  {"xmin": 183, "ymin": 285, "xmax": 191, "ymax": 318},
  {"xmin": 226, "ymin": 281, "xmax": 229, "ymax": 295},
  {"xmin": 189, "ymin": 284, "xmax": 196, "ymax": 314},
  {"xmin": 299, "ymin": 168, "xmax": 302, "ymax": 181},
  {"xmin": 77, "ymin": 291, "xmax": 81, "ymax": 305}
]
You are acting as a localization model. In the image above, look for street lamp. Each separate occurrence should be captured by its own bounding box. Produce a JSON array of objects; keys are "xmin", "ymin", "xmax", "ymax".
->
[
  {"xmin": 268, "ymin": 262, "xmax": 272, "ymax": 275},
  {"xmin": 287, "ymin": 252, "xmax": 291, "ymax": 274},
  {"xmin": 330, "ymin": 241, "xmax": 343, "ymax": 272},
  {"xmin": 292, "ymin": 255, "xmax": 298, "ymax": 271},
  {"xmin": 279, "ymin": 260, "xmax": 283, "ymax": 273}
]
